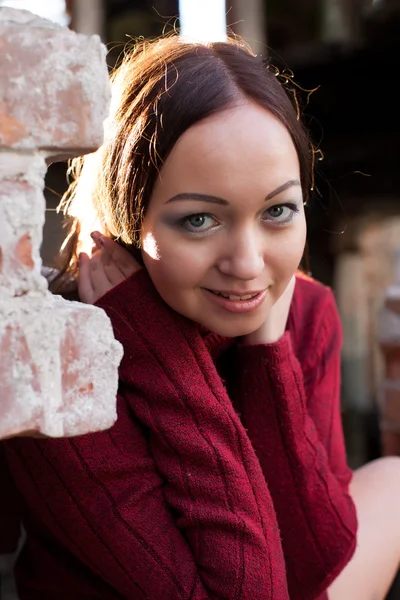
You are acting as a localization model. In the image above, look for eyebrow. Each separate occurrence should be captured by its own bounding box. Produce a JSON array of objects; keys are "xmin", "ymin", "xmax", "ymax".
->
[
  {"xmin": 265, "ymin": 179, "xmax": 301, "ymax": 200},
  {"xmin": 166, "ymin": 179, "xmax": 301, "ymax": 205},
  {"xmin": 166, "ymin": 193, "xmax": 228, "ymax": 205}
]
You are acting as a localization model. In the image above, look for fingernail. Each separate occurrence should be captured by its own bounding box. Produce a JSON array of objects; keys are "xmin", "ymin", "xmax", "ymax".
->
[{"xmin": 90, "ymin": 232, "xmax": 104, "ymax": 247}]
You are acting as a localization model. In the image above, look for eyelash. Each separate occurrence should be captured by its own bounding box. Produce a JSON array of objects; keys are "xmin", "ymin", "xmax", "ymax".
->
[
  {"xmin": 179, "ymin": 203, "xmax": 300, "ymax": 233},
  {"xmin": 179, "ymin": 213, "xmax": 218, "ymax": 233}
]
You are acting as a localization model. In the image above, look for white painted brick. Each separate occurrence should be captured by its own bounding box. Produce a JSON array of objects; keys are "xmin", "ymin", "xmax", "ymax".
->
[
  {"xmin": 0, "ymin": 294, "xmax": 123, "ymax": 438},
  {"xmin": 0, "ymin": 9, "xmax": 123, "ymax": 439},
  {"xmin": 0, "ymin": 154, "xmax": 48, "ymax": 297},
  {"xmin": 0, "ymin": 8, "xmax": 111, "ymax": 156}
]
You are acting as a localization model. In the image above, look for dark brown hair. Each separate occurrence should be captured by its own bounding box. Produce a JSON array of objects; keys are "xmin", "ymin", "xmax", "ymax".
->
[{"xmin": 55, "ymin": 35, "xmax": 312, "ymax": 287}]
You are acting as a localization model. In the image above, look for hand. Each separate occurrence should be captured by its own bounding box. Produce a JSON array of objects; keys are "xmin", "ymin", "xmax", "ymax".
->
[
  {"xmin": 242, "ymin": 276, "xmax": 296, "ymax": 346},
  {"xmin": 78, "ymin": 232, "xmax": 142, "ymax": 304}
]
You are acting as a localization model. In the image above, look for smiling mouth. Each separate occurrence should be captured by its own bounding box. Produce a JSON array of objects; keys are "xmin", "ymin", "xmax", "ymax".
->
[
  {"xmin": 207, "ymin": 290, "xmax": 261, "ymax": 301},
  {"xmin": 202, "ymin": 288, "xmax": 268, "ymax": 314}
]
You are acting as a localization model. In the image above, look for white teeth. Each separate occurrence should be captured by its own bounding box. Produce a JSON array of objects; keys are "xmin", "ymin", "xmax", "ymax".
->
[
  {"xmin": 236, "ymin": 294, "xmax": 255, "ymax": 300},
  {"xmin": 217, "ymin": 292, "xmax": 257, "ymax": 301}
]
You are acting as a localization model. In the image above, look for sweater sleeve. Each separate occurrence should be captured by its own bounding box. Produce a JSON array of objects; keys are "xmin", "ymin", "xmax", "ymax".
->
[
  {"xmin": 230, "ymin": 288, "xmax": 357, "ymax": 600},
  {"xmin": 0, "ymin": 446, "xmax": 22, "ymax": 554},
  {"xmin": 6, "ymin": 401, "xmax": 209, "ymax": 600},
  {"xmin": 5, "ymin": 269, "xmax": 290, "ymax": 600},
  {"xmin": 90, "ymin": 268, "xmax": 289, "ymax": 600}
]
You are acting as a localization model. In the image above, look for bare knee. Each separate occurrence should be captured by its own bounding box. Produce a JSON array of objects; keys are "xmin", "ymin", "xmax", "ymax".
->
[
  {"xmin": 328, "ymin": 457, "xmax": 400, "ymax": 600},
  {"xmin": 356, "ymin": 455, "xmax": 400, "ymax": 476},
  {"xmin": 351, "ymin": 456, "xmax": 400, "ymax": 497}
]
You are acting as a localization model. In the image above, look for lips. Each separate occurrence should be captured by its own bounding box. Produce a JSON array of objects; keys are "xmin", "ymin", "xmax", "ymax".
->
[
  {"xmin": 208, "ymin": 290, "xmax": 263, "ymax": 301},
  {"xmin": 202, "ymin": 288, "xmax": 268, "ymax": 314}
]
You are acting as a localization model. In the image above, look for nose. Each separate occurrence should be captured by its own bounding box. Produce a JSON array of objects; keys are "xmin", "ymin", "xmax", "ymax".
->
[{"xmin": 216, "ymin": 229, "xmax": 264, "ymax": 281}]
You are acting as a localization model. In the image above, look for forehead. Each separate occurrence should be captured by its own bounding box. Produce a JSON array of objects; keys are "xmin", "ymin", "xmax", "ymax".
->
[{"xmin": 156, "ymin": 102, "xmax": 300, "ymax": 198}]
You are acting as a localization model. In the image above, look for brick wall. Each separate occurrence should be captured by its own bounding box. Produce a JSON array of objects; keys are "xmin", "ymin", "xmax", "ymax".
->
[{"xmin": 0, "ymin": 8, "xmax": 123, "ymax": 439}]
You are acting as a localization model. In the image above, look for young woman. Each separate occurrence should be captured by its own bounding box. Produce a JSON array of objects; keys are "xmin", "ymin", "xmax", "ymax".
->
[{"xmin": 2, "ymin": 36, "xmax": 400, "ymax": 600}]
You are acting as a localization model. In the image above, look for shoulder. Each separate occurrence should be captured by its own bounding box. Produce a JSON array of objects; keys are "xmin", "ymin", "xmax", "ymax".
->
[{"xmin": 287, "ymin": 271, "xmax": 342, "ymax": 367}]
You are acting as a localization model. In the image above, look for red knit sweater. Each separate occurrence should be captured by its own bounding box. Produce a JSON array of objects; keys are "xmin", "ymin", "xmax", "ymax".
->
[{"xmin": 1, "ymin": 270, "xmax": 357, "ymax": 599}]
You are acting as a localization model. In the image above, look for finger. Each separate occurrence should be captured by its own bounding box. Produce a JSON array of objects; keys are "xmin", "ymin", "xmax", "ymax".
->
[
  {"xmin": 88, "ymin": 251, "xmax": 114, "ymax": 298},
  {"xmin": 99, "ymin": 248, "xmax": 127, "ymax": 287},
  {"xmin": 90, "ymin": 232, "xmax": 126, "ymax": 279},
  {"xmin": 287, "ymin": 275, "xmax": 296, "ymax": 298},
  {"xmin": 90, "ymin": 231, "xmax": 104, "ymax": 252},
  {"xmin": 78, "ymin": 253, "xmax": 95, "ymax": 304},
  {"xmin": 91, "ymin": 232, "xmax": 140, "ymax": 278}
]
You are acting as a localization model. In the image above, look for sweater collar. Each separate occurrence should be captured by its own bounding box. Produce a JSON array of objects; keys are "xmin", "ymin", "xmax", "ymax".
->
[{"xmin": 198, "ymin": 325, "xmax": 235, "ymax": 360}]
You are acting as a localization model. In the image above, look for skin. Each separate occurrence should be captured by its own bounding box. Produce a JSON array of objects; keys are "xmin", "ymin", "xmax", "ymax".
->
[
  {"xmin": 78, "ymin": 102, "xmax": 400, "ymax": 599},
  {"xmin": 328, "ymin": 457, "xmax": 400, "ymax": 600},
  {"xmin": 81, "ymin": 101, "xmax": 306, "ymax": 342},
  {"xmin": 140, "ymin": 101, "xmax": 306, "ymax": 341}
]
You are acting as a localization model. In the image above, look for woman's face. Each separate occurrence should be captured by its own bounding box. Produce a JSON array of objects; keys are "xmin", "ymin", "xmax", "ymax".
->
[{"xmin": 141, "ymin": 101, "xmax": 307, "ymax": 337}]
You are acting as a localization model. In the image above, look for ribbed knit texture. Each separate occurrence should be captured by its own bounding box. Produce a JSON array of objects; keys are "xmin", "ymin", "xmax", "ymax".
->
[{"xmin": 0, "ymin": 270, "xmax": 357, "ymax": 599}]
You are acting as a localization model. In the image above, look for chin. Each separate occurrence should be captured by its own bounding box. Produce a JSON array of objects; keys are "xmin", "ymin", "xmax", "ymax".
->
[{"xmin": 201, "ymin": 318, "xmax": 263, "ymax": 339}]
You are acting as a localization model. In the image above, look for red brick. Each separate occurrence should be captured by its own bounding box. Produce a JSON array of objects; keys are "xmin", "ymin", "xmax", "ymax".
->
[
  {"xmin": 0, "ymin": 154, "xmax": 48, "ymax": 296},
  {"xmin": 0, "ymin": 9, "xmax": 122, "ymax": 440},
  {"xmin": 0, "ymin": 296, "xmax": 123, "ymax": 438},
  {"xmin": 0, "ymin": 8, "xmax": 111, "ymax": 156}
]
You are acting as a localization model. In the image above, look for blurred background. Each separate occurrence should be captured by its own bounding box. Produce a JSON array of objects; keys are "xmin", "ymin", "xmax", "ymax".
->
[{"xmin": 1, "ymin": 0, "xmax": 400, "ymax": 469}]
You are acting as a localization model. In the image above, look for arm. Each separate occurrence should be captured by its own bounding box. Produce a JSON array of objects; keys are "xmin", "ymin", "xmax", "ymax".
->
[
  {"xmin": 5, "ymin": 268, "xmax": 289, "ymax": 600},
  {"xmin": 6, "ymin": 403, "xmax": 208, "ymax": 599},
  {"xmin": 230, "ymin": 288, "xmax": 357, "ymax": 600},
  {"xmin": 0, "ymin": 446, "xmax": 21, "ymax": 554},
  {"xmin": 93, "ymin": 268, "xmax": 289, "ymax": 599}
]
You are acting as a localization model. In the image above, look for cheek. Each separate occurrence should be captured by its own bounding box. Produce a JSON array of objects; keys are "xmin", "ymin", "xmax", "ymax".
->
[
  {"xmin": 283, "ymin": 214, "xmax": 307, "ymax": 266},
  {"xmin": 267, "ymin": 221, "xmax": 307, "ymax": 297},
  {"xmin": 283, "ymin": 226, "xmax": 307, "ymax": 269},
  {"xmin": 141, "ymin": 234, "xmax": 211, "ymax": 295}
]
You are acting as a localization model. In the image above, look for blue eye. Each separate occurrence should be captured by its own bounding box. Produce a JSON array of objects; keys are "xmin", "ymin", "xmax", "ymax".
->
[
  {"xmin": 180, "ymin": 213, "xmax": 217, "ymax": 233},
  {"xmin": 263, "ymin": 203, "xmax": 299, "ymax": 223}
]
